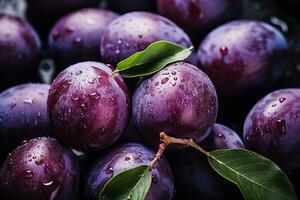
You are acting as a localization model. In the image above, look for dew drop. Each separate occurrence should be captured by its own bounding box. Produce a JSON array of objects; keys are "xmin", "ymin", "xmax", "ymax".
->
[
  {"xmin": 279, "ymin": 97, "xmax": 286, "ymax": 103},
  {"xmin": 75, "ymin": 70, "xmax": 82, "ymax": 75},
  {"xmin": 161, "ymin": 77, "xmax": 169, "ymax": 84},
  {"xmin": 10, "ymin": 103, "xmax": 16, "ymax": 108},
  {"xmin": 220, "ymin": 46, "xmax": 228, "ymax": 56},
  {"xmin": 115, "ymin": 49, "xmax": 120, "ymax": 54},
  {"xmin": 23, "ymin": 99, "xmax": 34, "ymax": 104},
  {"xmin": 106, "ymin": 167, "xmax": 114, "ymax": 174},
  {"xmin": 24, "ymin": 170, "xmax": 34, "ymax": 179},
  {"xmin": 217, "ymin": 133, "xmax": 225, "ymax": 139},
  {"xmin": 42, "ymin": 181, "xmax": 53, "ymax": 186},
  {"xmin": 125, "ymin": 157, "xmax": 130, "ymax": 161},
  {"xmin": 276, "ymin": 119, "xmax": 286, "ymax": 135},
  {"xmin": 117, "ymin": 39, "xmax": 122, "ymax": 44}
]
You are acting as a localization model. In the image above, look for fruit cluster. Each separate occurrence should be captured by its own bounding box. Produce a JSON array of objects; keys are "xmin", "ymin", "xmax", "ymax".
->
[{"xmin": 0, "ymin": 0, "xmax": 299, "ymax": 200}]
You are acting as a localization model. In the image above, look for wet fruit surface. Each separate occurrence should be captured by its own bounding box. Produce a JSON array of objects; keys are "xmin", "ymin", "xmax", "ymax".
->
[
  {"xmin": 0, "ymin": 137, "xmax": 79, "ymax": 200},
  {"xmin": 101, "ymin": 11, "xmax": 194, "ymax": 66},
  {"xmin": 49, "ymin": 8, "xmax": 119, "ymax": 69},
  {"xmin": 197, "ymin": 20, "xmax": 288, "ymax": 98},
  {"xmin": 157, "ymin": 0, "xmax": 243, "ymax": 43},
  {"xmin": 133, "ymin": 62, "xmax": 218, "ymax": 147},
  {"xmin": 244, "ymin": 89, "xmax": 300, "ymax": 170},
  {"xmin": 84, "ymin": 143, "xmax": 174, "ymax": 200},
  {"xmin": 202, "ymin": 123, "xmax": 244, "ymax": 151},
  {"xmin": 0, "ymin": 14, "xmax": 41, "ymax": 89},
  {"xmin": 0, "ymin": 84, "xmax": 52, "ymax": 154},
  {"xmin": 48, "ymin": 61, "xmax": 130, "ymax": 151}
]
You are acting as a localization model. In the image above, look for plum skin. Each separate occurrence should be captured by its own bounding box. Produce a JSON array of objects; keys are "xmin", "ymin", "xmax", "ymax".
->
[
  {"xmin": 202, "ymin": 123, "xmax": 244, "ymax": 151},
  {"xmin": 244, "ymin": 89, "xmax": 300, "ymax": 170},
  {"xmin": 48, "ymin": 61, "xmax": 130, "ymax": 151},
  {"xmin": 157, "ymin": 0, "xmax": 243, "ymax": 42},
  {"xmin": 197, "ymin": 20, "xmax": 288, "ymax": 98},
  {"xmin": 0, "ymin": 14, "xmax": 41, "ymax": 87},
  {"xmin": 107, "ymin": 0, "xmax": 156, "ymax": 13},
  {"xmin": 0, "ymin": 137, "xmax": 79, "ymax": 200},
  {"xmin": 49, "ymin": 8, "xmax": 119, "ymax": 69},
  {"xmin": 169, "ymin": 123, "xmax": 244, "ymax": 200},
  {"xmin": 132, "ymin": 62, "xmax": 218, "ymax": 147},
  {"xmin": 0, "ymin": 83, "xmax": 52, "ymax": 154},
  {"xmin": 84, "ymin": 143, "xmax": 174, "ymax": 200},
  {"xmin": 101, "ymin": 11, "xmax": 195, "ymax": 66}
]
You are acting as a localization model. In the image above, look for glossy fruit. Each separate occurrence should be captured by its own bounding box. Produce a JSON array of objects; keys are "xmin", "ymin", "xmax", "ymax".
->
[
  {"xmin": 244, "ymin": 89, "xmax": 300, "ymax": 170},
  {"xmin": 101, "ymin": 11, "xmax": 195, "ymax": 66},
  {"xmin": 48, "ymin": 61, "xmax": 130, "ymax": 151},
  {"xmin": 157, "ymin": 0, "xmax": 243, "ymax": 42},
  {"xmin": 197, "ymin": 20, "xmax": 288, "ymax": 98},
  {"xmin": 49, "ymin": 8, "xmax": 119, "ymax": 69},
  {"xmin": 133, "ymin": 62, "xmax": 218, "ymax": 147},
  {"xmin": 84, "ymin": 143, "xmax": 174, "ymax": 200},
  {"xmin": 0, "ymin": 137, "xmax": 79, "ymax": 200},
  {"xmin": 0, "ymin": 84, "xmax": 51, "ymax": 153},
  {"xmin": 202, "ymin": 123, "xmax": 244, "ymax": 151},
  {"xmin": 107, "ymin": 0, "xmax": 156, "ymax": 13},
  {"xmin": 0, "ymin": 14, "xmax": 41, "ymax": 88}
]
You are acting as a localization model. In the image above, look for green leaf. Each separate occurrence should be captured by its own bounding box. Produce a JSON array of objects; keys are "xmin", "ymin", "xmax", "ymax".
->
[
  {"xmin": 208, "ymin": 149, "xmax": 297, "ymax": 200},
  {"xmin": 115, "ymin": 40, "xmax": 193, "ymax": 78},
  {"xmin": 99, "ymin": 165, "xmax": 152, "ymax": 200}
]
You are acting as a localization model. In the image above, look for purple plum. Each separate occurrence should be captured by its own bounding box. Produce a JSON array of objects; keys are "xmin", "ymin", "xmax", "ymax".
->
[
  {"xmin": 48, "ymin": 61, "xmax": 130, "ymax": 151},
  {"xmin": 132, "ymin": 62, "xmax": 218, "ymax": 148},
  {"xmin": 157, "ymin": 0, "xmax": 243, "ymax": 42},
  {"xmin": 197, "ymin": 20, "xmax": 289, "ymax": 98},
  {"xmin": 84, "ymin": 143, "xmax": 174, "ymax": 200},
  {"xmin": 49, "ymin": 8, "xmax": 119, "ymax": 69},
  {"xmin": 244, "ymin": 89, "xmax": 300, "ymax": 170},
  {"xmin": 0, "ymin": 137, "xmax": 79, "ymax": 200},
  {"xmin": 0, "ymin": 83, "xmax": 51, "ymax": 153}
]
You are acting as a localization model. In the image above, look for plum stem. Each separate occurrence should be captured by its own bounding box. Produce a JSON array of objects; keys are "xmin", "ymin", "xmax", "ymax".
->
[{"xmin": 149, "ymin": 132, "xmax": 209, "ymax": 168}]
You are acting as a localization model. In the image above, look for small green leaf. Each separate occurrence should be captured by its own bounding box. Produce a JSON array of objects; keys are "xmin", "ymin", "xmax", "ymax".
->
[
  {"xmin": 208, "ymin": 149, "xmax": 297, "ymax": 200},
  {"xmin": 99, "ymin": 165, "xmax": 152, "ymax": 200},
  {"xmin": 115, "ymin": 40, "xmax": 193, "ymax": 78}
]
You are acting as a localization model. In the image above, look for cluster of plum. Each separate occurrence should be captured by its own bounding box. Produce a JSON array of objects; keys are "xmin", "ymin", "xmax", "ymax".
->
[{"xmin": 0, "ymin": 0, "xmax": 298, "ymax": 199}]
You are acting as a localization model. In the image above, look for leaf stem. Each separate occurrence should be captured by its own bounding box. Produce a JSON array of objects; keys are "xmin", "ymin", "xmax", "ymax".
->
[
  {"xmin": 150, "ymin": 132, "xmax": 209, "ymax": 167},
  {"xmin": 110, "ymin": 69, "xmax": 119, "ymax": 76}
]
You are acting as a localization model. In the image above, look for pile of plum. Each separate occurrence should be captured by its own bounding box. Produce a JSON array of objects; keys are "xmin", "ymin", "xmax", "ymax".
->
[{"xmin": 0, "ymin": 0, "xmax": 299, "ymax": 199}]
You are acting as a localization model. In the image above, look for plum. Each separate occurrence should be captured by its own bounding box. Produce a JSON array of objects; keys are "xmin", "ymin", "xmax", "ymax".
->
[
  {"xmin": 197, "ymin": 20, "xmax": 289, "ymax": 98},
  {"xmin": 48, "ymin": 61, "xmax": 130, "ymax": 151},
  {"xmin": 157, "ymin": 0, "xmax": 243, "ymax": 43},
  {"xmin": 0, "ymin": 83, "xmax": 51, "ymax": 154},
  {"xmin": 49, "ymin": 8, "xmax": 119, "ymax": 69},
  {"xmin": 100, "ymin": 12, "xmax": 195, "ymax": 66},
  {"xmin": 0, "ymin": 14, "xmax": 41, "ymax": 88},
  {"xmin": 132, "ymin": 62, "xmax": 218, "ymax": 148},
  {"xmin": 202, "ymin": 123, "xmax": 244, "ymax": 151},
  {"xmin": 0, "ymin": 137, "xmax": 79, "ymax": 200},
  {"xmin": 107, "ymin": 0, "xmax": 156, "ymax": 13},
  {"xmin": 169, "ymin": 123, "xmax": 244, "ymax": 200},
  {"xmin": 244, "ymin": 89, "xmax": 300, "ymax": 170},
  {"xmin": 84, "ymin": 143, "xmax": 174, "ymax": 200}
]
